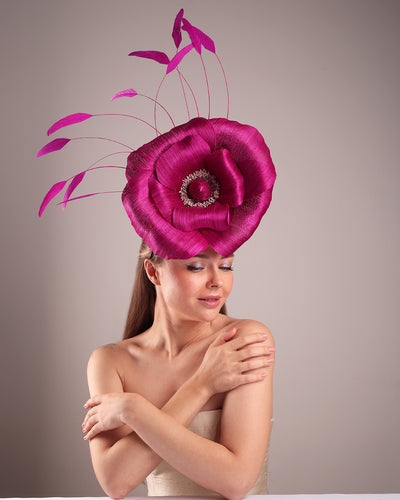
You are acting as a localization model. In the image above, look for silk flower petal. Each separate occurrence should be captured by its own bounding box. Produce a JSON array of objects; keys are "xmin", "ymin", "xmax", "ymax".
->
[
  {"xmin": 155, "ymin": 134, "xmax": 211, "ymax": 190},
  {"xmin": 172, "ymin": 203, "xmax": 229, "ymax": 232}
]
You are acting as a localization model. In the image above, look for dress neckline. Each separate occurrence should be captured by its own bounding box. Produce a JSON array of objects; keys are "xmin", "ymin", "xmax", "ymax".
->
[{"xmin": 197, "ymin": 408, "xmax": 222, "ymax": 415}]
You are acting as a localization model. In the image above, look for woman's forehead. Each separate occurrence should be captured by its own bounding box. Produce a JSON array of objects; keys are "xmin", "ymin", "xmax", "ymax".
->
[{"xmin": 189, "ymin": 248, "xmax": 234, "ymax": 260}]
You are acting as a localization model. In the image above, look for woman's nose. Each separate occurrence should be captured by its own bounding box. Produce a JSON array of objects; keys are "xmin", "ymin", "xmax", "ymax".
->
[{"xmin": 207, "ymin": 268, "xmax": 223, "ymax": 288}]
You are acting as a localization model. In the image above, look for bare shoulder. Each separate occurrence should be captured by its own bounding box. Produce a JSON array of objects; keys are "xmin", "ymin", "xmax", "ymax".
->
[
  {"xmin": 88, "ymin": 336, "xmax": 138, "ymax": 364},
  {"xmin": 88, "ymin": 341, "xmax": 124, "ymax": 369},
  {"xmin": 87, "ymin": 341, "xmax": 133, "ymax": 395},
  {"xmin": 230, "ymin": 318, "xmax": 274, "ymax": 348}
]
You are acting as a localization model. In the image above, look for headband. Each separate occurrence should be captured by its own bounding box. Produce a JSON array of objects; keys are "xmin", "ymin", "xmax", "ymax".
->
[{"xmin": 36, "ymin": 9, "xmax": 276, "ymax": 259}]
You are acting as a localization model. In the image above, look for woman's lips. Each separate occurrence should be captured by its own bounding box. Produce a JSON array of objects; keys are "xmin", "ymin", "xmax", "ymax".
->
[{"xmin": 198, "ymin": 296, "xmax": 221, "ymax": 308}]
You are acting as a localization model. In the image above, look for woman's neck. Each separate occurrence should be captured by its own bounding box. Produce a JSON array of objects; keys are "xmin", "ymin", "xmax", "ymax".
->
[{"xmin": 149, "ymin": 305, "xmax": 222, "ymax": 358}]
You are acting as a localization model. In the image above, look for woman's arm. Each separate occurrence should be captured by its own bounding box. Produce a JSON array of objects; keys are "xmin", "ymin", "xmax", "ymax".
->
[
  {"xmin": 116, "ymin": 321, "xmax": 274, "ymax": 500},
  {"xmin": 84, "ymin": 327, "xmax": 273, "ymax": 498}
]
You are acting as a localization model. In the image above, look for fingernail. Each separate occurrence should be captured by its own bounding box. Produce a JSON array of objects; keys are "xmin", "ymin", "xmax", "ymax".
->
[
  {"xmin": 268, "ymin": 347, "xmax": 275, "ymax": 352},
  {"xmin": 261, "ymin": 372, "xmax": 267, "ymax": 378},
  {"xmin": 267, "ymin": 358, "xmax": 274, "ymax": 363},
  {"xmin": 262, "ymin": 334, "xmax": 268, "ymax": 339}
]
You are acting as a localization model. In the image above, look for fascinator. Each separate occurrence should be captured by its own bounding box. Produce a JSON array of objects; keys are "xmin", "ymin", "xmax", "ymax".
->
[{"xmin": 37, "ymin": 9, "xmax": 276, "ymax": 259}]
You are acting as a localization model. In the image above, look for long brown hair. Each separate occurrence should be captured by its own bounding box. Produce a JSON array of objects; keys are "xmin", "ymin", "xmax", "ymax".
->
[{"xmin": 123, "ymin": 241, "xmax": 227, "ymax": 339}]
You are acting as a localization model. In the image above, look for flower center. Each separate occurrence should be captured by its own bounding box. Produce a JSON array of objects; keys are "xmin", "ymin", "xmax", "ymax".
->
[
  {"xmin": 188, "ymin": 178, "xmax": 211, "ymax": 201},
  {"xmin": 179, "ymin": 169, "xmax": 220, "ymax": 208}
]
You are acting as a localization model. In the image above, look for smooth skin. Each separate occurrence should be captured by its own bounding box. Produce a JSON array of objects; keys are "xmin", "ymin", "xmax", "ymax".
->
[{"xmin": 82, "ymin": 247, "xmax": 275, "ymax": 500}]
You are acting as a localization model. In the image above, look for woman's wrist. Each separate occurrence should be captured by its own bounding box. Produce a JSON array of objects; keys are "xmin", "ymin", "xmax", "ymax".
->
[
  {"xmin": 160, "ymin": 373, "xmax": 212, "ymax": 425},
  {"xmin": 185, "ymin": 371, "xmax": 214, "ymax": 402},
  {"xmin": 120, "ymin": 392, "xmax": 143, "ymax": 426}
]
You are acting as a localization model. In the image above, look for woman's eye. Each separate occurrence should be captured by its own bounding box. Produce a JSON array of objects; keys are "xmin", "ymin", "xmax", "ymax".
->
[
  {"xmin": 187, "ymin": 265, "xmax": 203, "ymax": 272},
  {"xmin": 220, "ymin": 265, "xmax": 234, "ymax": 271}
]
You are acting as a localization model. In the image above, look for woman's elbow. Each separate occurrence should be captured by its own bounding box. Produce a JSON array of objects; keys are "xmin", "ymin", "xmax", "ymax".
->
[
  {"xmin": 106, "ymin": 490, "xmax": 127, "ymax": 500},
  {"xmin": 222, "ymin": 487, "xmax": 251, "ymax": 500},
  {"xmin": 102, "ymin": 480, "xmax": 132, "ymax": 500},
  {"xmin": 223, "ymin": 491, "xmax": 246, "ymax": 500},
  {"xmin": 219, "ymin": 473, "xmax": 256, "ymax": 500},
  {"xmin": 96, "ymin": 470, "xmax": 135, "ymax": 499}
]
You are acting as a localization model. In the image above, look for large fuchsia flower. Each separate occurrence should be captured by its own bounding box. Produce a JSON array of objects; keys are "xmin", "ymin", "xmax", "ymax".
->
[
  {"xmin": 122, "ymin": 117, "xmax": 276, "ymax": 259},
  {"xmin": 36, "ymin": 9, "xmax": 277, "ymax": 256}
]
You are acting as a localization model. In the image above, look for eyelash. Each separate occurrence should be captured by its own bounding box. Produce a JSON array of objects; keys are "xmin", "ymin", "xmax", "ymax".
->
[
  {"xmin": 186, "ymin": 265, "xmax": 234, "ymax": 272},
  {"xmin": 220, "ymin": 265, "xmax": 234, "ymax": 272}
]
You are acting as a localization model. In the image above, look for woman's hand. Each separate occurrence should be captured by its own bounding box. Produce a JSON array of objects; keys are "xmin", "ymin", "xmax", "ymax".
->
[
  {"xmin": 194, "ymin": 328, "xmax": 275, "ymax": 396},
  {"xmin": 82, "ymin": 392, "xmax": 135, "ymax": 440}
]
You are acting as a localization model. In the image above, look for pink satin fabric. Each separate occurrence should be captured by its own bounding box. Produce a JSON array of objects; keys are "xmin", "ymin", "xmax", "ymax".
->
[{"xmin": 122, "ymin": 117, "xmax": 276, "ymax": 259}]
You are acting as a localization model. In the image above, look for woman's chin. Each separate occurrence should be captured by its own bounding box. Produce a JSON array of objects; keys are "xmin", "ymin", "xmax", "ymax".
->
[{"xmin": 190, "ymin": 305, "xmax": 225, "ymax": 324}]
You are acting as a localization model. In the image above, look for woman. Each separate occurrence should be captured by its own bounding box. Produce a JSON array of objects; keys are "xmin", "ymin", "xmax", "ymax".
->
[
  {"xmin": 37, "ymin": 10, "xmax": 277, "ymax": 498},
  {"xmin": 82, "ymin": 242, "xmax": 275, "ymax": 499}
]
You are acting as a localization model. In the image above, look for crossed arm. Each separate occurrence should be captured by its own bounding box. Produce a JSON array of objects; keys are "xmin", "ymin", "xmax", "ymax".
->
[{"xmin": 82, "ymin": 322, "xmax": 275, "ymax": 500}]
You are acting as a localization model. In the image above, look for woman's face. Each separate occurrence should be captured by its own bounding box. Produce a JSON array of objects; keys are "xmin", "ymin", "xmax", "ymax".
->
[{"xmin": 154, "ymin": 247, "xmax": 234, "ymax": 323}]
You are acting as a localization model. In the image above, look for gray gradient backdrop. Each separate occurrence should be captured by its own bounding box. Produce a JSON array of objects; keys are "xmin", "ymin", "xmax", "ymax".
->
[{"xmin": 1, "ymin": 0, "xmax": 399, "ymax": 496}]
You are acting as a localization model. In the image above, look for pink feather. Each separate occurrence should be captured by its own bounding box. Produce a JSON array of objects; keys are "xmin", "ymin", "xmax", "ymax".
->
[
  {"xmin": 181, "ymin": 19, "xmax": 201, "ymax": 53},
  {"xmin": 38, "ymin": 180, "xmax": 67, "ymax": 217},
  {"xmin": 110, "ymin": 89, "xmax": 138, "ymax": 101},
  {"xmin": 128, "ymin": 51, "xmax": 170, "ymax": 65},
  {"xmin": 182, "ymin": 19, "xmax": 215, "ymax": 54},
  {"xmin": 196, "ymin": 29, "xmax": 215, "ymax": 53},
  {"xmin": 166, "ymin": 44, "xmax": 194, "ymax": 74},
  {"xmin": 47, "ymin": 113, "xmax": 93, "ymax": 136},
  {"xmin": 62, "ymin": 171, "xmax": 86, "ymax": 210},
  {"xmin": 36, "ymin": 138, "xmax": 71, "ymax": 158},
  {"xmin": 172, "ymin": 9, "xmax": 184, "ymax": 48}
]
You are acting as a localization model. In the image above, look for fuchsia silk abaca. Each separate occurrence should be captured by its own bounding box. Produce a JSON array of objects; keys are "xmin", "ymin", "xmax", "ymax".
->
[{"xmin": 122, "ymin": 117, "xmax": 276, "ymax": 259}]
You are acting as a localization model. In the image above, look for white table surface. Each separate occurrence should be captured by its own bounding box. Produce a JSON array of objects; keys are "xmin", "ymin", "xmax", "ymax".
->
[{"xmin": 3, "ymin": 495, "xmax": 400, "ymax": 499}]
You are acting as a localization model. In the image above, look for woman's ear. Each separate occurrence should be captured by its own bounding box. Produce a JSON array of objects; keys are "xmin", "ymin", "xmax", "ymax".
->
[{"xmin": 144, "ymin": 259, "xmax": 160, "ymax": 285}]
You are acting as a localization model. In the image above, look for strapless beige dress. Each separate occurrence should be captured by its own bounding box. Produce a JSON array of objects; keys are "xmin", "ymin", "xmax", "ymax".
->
[{"xmin": 146, "ymin": 409, "xmax": 270, "ymax": 496}]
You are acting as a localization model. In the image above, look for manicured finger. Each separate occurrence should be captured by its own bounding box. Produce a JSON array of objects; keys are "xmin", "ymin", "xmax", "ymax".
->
[
  {"xmin": 239, "ymin": 371, "xmax": 269, "ymax": 384},
  {"xmin": 83, "ymin": 395, "xmax": 102, "ymax": 409},
  {"xmin": 84, "ymin": 422, "xmax": 102, "ymax": 441},
  {"xmin": 82, "ymin": 407, "xmax": 96, "ymax": 427},
  {"xmin": 82, "ymin": 415, "xmax": 89, "ymax": 430},
  {"xmin": 228, "ymin": 369, "xmax": 269, "ymax": 389},
  {"xmin": 82, "ymin": 419, "xmax": 94, "ymax": 432},
  {"xmin": 236, "ymin": 345, "xmax": 270, "ymax": 361},
  {"xmin": 213, "ymin": 328, "xmax": 238, "ymax": 346},
  {"xmin": 241, "ymin": 356, "xmax": 274, "ymax": 373},
  {"xmin": 82, "ymin": 413, "xmax": 98, "ymax": 433},
  {"xmin": 230, "ymin": 332, "xmax": 268, "ymax": 350}
]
